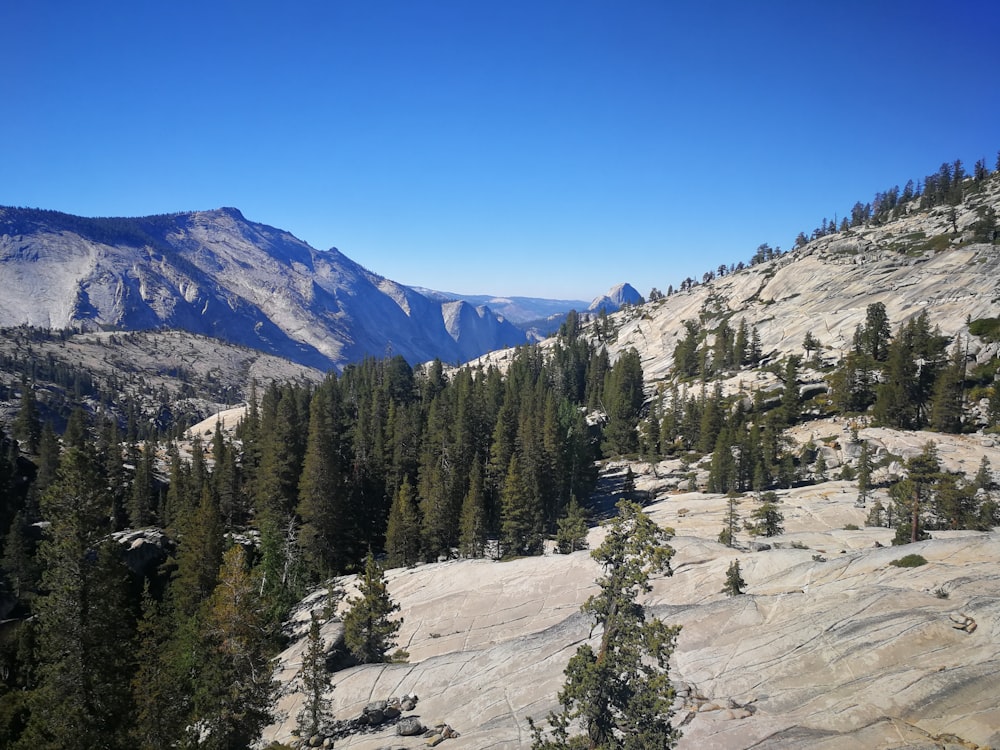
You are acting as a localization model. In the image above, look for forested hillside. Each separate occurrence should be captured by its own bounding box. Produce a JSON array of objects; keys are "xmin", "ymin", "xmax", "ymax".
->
[{"xmin": 0, "ymin": 154, "xmax": 999, "ymax": 748}]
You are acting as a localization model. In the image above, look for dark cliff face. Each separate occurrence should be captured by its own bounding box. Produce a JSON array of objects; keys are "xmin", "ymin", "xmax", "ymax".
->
[{"xmin": 0, "ymin": 206, "xmax": 529, "ymax": 370}]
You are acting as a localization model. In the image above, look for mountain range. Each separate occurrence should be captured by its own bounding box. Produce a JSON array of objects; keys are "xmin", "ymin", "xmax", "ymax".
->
[{"xmin": 0, "ymin": 206, "xmax": 634, "ymax": 371}]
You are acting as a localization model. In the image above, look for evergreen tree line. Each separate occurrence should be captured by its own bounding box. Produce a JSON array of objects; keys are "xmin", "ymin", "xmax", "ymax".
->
[
  {"xmin": 799, "ymin": 151, "xmax": 1000, "ymax": 244},
  {"xmin": 656, "ymin": 153, "xmax": 999, "ymax": 298},
  {"xmin": 828, "ymin": 303, "xmax": 1000, "ymax": 434},
  {"xmin": 638, "ymin": 303, "xmax": 1000, "ymax": 502}
]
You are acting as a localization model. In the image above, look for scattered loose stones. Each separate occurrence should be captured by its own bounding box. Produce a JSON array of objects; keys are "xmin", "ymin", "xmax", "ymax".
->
[
  {"xmin": 949, "ymin": 611, "xmax": 978, "ymax": 633},
  {"xmin": 673, "ymin": 680, "xmax": 755, "ymax": 722},
  {"xmin": 291, "ymin": 693, "xmax": 462, "ymax": 748}
]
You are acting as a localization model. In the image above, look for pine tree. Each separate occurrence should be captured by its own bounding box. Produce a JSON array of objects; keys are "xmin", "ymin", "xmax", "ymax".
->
[
  {"xmin": 458, "ymin": 462, "xmax": 488, "ymax": 558},
  {"xmin": 555, "ymin": 495, "xmax": 589, "ymax": 554},
  {"xmin": 297, "ymin": 612, "xmax": 334, "ymax": 739},
  {"xmin": 708, "ymin": 427, "xmax": 737, "ymax": 493},
  {"xmin": 748, "ymin": 491, "xmax": 783, "ymax": 537},
  {"xmin": 257, "ymin": 509, "xmax": 305, "ymax": 628},
  {"xmin": 930, "ymin": 339, "xmax": 965, "ymax": 433},
  {"xmin": 21, "ymin": 446, "xmax": 135, "ymax": 749},
  {"xmin": 733, "ymin": 319, "xmax": 749, "ymax": 367},
  {"xmin": 856, "ymin": 302, "xmax": 892, "ymax": 361},
  {"xmin": 255, "ymin": 386, "xmax": 305, "ymax": 518},
  {"xmin": 342, "ymin": 551, "xmax": 402, "ymax": 664},
  {"xmin": 31, "ymin": 422, "xmax": 61, "ymax": 498},
  {"xmin": 193, "ymin": 545, "xmax": 274, "ymax": 750},
  {"xmin": 499, "ymin": 456, "xmax": 543, "ymax": 558},
  {"xmin": 12, "ymin": 377, "xmax": 41, "ymax": 455},
  {"xmin": 802, "ymin": 331, "xmax": 821, "ymax": 363},
  {"xmin": 385, "ymin": 477, "xmax": 422, "ymax": 567},
  {"xmin": 170, "ymin": 484, "xmax": 223, "ymax": 621},
  {"xmin": 718, "ymin": 492, "xmax": 741, "ymax": 548},
  {"xmin": 2, "ymin": 510, "xmax": 40, "ymax": 598},
  {"xmin": 297, "ymin": 382, "xmax": 348, "ymax": 578},
  {"xmin": 722, "ymin": 559, "xmax": 746, "ymax": 596},
  {"xmin": 128, "ymin": 439, "xmax": 157, "ymax": 527},
  {"xmin": 780, "ymin": 357, "xmax": 801, "ymax": 426},
  {"xmin": 973, "ymin": 456, "xmax": 994, "ymax": 494},
  {"xmin": 828, "ymin": 351, "xmax": 877, "ymax": 413},
  {"xmin": 529, "ymin": 501, "xmax": 680, "ymax": 749},
  {"xmin": 602, "ymin": 348, "xmax": 644, "ymax": 455},
  {"xmin": 131, "ymin": 583, "xmax": 187, "ymax": 750},
  {"xmin": 891, "ymin": 443, "xmax": 940, "ymax": 545},
  {"xmin": 873, "ymin": 332, "xmax": 918, "ymax": 429},
  {"xmin": 866, "ymin": 499, "xmax": 887, "ymax": 528},
  {"xmin": 212, "ymin": 427, "xmax": 242, "ymax": 530},
  {"xmin": 814, "ymin": 448, "xmax": 828, "ymax": 481},
  {"xmin": 856, "ymin": 440, "xmax": 873, "ymax": 506}
]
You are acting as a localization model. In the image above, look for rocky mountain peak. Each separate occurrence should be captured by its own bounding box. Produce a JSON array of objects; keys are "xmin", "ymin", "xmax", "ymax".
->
[
  {"xmin": 0, "ymin": 206, "xmax": 530, "ymax": 371},
  {"xmin": 587, "ymin": 281, "xmax": 644, "ymax": 314}
]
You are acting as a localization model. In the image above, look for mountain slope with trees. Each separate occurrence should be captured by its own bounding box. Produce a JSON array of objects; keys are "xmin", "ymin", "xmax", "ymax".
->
[{"xmin": 0, "ymin": 153, "xmax": 999, "ymax": 749}]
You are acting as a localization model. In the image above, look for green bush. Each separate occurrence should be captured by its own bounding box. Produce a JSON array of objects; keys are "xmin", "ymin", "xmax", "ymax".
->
[
  {"xmin": 890, "ymin": 553, "xmax": 928, "ymax": 568},
  {"xmin": 969, "ymin": 317, "xmax": 1000, "ymax": 342}
]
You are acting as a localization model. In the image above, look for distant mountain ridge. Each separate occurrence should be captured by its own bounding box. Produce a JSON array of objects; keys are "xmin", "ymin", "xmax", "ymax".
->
[
  {"xmin": 0, "ymin": 206, "xmax": 539, "ymax": 371},
  {"xmin": 417, "ymin": 283, "xmax": 644, "ymax": 341},
  {"xmin": 411, "ymin": 288, "xmax": 590, "ymax": 325}
]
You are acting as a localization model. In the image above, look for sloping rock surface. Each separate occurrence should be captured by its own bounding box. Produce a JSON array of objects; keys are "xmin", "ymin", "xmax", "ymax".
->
[{"xmin": 265, "ymin": 441, "xmax": 1000, "ymax": 749}]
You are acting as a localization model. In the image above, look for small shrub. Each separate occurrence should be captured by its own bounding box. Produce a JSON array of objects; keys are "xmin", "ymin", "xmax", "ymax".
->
[
  {"xmin": 790, "ymin": 540, "xmax": 807, "ymax": 550},
  {"xmin": 932, "ymin": 587, "xmax": 949, "ymax": 599},
  {"xmin": 843, "ymin": 523, "xmax": 860, "ymax": 531},
  {"xmin": 890, "ymin": 553, "xmax": 928, "ymax": 568},
  {"xmin": 969, "ymin": 317, "xmax": 1000, "ymax": 342}
]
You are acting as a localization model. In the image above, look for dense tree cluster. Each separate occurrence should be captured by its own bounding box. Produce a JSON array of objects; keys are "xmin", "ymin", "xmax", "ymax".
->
[
  {"xmin": 866, "ymin": 444, "xmax": 997, "ymax": 545},
  {"xmin": 639, "ymin": 367, "xmax": 800, "ymax": 495},
  {"xmin": 0, "ymin": 321, "xmax": 647, "ymax": 746},
  {"xmin": 828, "ymin": 303, "xmax": 979, "ymax": 434},
  {"xmin": 803, "ymin": 154, "xmax": 1000, "ymax": 241}
]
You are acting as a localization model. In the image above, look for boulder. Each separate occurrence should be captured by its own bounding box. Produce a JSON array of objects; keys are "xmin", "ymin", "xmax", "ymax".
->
[
  {"xmin": 362, "ymin": 700, "xmax": 388, "ymax": 725},
  {"xmin": 396, "ymin": 717, "xmax": 424, "ymax": 736}
]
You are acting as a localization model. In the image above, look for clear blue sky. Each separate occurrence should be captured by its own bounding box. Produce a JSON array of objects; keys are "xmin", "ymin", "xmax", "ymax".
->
[{"xmin": 2, "ymin": 2, "xmax": 998, "ymax": 300}]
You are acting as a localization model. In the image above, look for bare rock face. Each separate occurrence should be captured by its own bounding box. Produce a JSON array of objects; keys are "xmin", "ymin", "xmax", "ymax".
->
[
  {"xmin": 594, "ymin": 176, "xmax": 1000, "ymax": 383},
  {"xmin": 0, "ymin": 206, "xmax": 529, "ymax": 370},
  {"xmin": 263, "ymin": 433, "xmax": 1000, "ymax": 749},
  {"xmin": 607, "ymin": 236, "xmax": 1000, "ymax": 385},
  {"xmin": 112, "ymin": 528, "xmax": 173, "ymax": 576}
]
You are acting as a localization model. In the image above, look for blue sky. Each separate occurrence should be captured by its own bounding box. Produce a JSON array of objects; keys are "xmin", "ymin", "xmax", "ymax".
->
[{"xmin": 2, "ymin": 2, "xmax": 999, "ymax": 300}]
